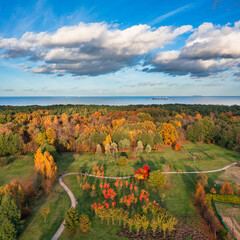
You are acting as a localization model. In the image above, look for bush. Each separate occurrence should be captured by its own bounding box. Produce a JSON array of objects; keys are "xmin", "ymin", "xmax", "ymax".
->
[
  {"xmin": 148, "ymin": 170, "xmax": 166, "ymax": 188},
  {"xmin": 79, "ymin": 214, "xmax": 91, "ymax": 234},
  {"xmin": 117, "ymin": 156, "xmax": 128, "ymax": 166},
  {"xmin": 196, "ymin": 173, "xmax": 208, "ymax": 186},
  {"xmin": 0, "ymin": 157, "xmax": 8, "ymax": 167}
]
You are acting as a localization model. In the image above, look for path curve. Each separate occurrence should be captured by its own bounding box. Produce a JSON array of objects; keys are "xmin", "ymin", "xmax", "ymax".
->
[{"xmin": 51, "ymin": 160, "xmax": 239, "ymax": 240}]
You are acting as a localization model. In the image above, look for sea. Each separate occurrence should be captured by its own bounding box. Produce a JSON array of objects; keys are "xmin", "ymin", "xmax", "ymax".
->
[{"xmin": 0, "ymin": 96, "xmax": 239, "ymax": 106}]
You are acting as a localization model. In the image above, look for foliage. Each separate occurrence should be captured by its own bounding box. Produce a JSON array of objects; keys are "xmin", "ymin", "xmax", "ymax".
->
[
  {"xmin": 158, "ymin": 123, "xmax": 178, "ymax": 145},
  {"xmin": 196, "ymin": 173, "xmax": 208, "ymax": 187},
  {"xmin": 64, "ymin": 207, "xmax": 79, "ymax": 234},
  {"xmin": 173, "ymin": 142, "xmax": 181, "ymax": 151},
  {"xmin": 206, "ymin": 194, "xmax": 240, "ymax": 204},
  {"xmin": 118, "ymin": 139, "xmax": 130, "ymax": 151},
  {"xmin": 34, "ymin": 148, "xmax": 57, "ymax": 193},
  {"xmin": 220, "ymin": 182, "xmax": 234, "ymax": 195},
  {"xmin": 134, "ymin": 165, "xmax": 150, "ymax": 180},
  {"xmin": 194, "ymin": 183, "xmax": 206, "ymax": 207},
  {"xmin": 117, "ymin": 156, "xmax": 128, "ymax": 166},
  {"xmin": 148, "ymin": 170, "xmax": 166, "ymax": 188},
  {"xmin": 0, "ymin": 195, "xmax": 22, "ymax": 238},
  {"xmin": 79, "ymin": 214, "xmax": 91, "ymax": 234},
  {"xmin": 0, "ymin": 133, "xmax": 22, "ymax": 156}
]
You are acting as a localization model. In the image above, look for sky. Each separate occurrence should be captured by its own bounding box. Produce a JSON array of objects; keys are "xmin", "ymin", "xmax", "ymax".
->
[{"xmin": 0, "ymin": 0, "xmax": 240, "ymax": 96}]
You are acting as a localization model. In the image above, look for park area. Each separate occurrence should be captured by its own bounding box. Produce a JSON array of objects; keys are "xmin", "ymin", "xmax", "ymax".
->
[{"xmin": 0, "ymin": 142, "xmax": 239, "ymax": 239}]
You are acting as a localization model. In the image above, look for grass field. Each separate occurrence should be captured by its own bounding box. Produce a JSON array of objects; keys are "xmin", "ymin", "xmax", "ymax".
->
[
  {"xmin": 0, "ymin": 154, "xmax": 34, "ymax": 185},
  {"xmin": 0, "ymin": 142, "xmax": 239, "ymax": 240}
]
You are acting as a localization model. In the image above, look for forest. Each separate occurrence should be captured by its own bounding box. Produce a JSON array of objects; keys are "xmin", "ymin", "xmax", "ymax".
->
[{"xmin": 0, "ymin": 104, "xmax": 239, "ymax": 157}]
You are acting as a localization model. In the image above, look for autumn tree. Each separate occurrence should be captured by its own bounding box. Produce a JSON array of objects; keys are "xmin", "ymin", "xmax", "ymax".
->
[
  {"xmin": 158, "ymin": 123, "xmax": 178, "ymax": 145},
  {"xmin": 34, "ymin": 148, "xmax": 57, "ymax": 193},
  {"xmin": 194, "ymin": 183, "xmax": 206, "ymax": 207},
  {"xmin": 220, "ymin": 182, "xmax": 234, "ymax": 195}
]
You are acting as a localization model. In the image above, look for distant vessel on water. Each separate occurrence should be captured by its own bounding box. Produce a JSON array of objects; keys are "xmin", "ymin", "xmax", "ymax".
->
[{"xmin": 152, "ymin": 97, "xmax": 168, "ymax": 100}]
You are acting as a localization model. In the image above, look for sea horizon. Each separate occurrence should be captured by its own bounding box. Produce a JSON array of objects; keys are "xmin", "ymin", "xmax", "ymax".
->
[{"xmin": 0, "ymin": 96, "xmax": 239, "ymax": 106}]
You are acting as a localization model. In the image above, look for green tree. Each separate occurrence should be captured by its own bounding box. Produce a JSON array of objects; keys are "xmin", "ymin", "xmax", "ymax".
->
[
  {"xmin": 64, "ymin": 207, "xmax": 79, "ymax": 234},
  {"xmin": 0, "ymin": 195, "xmax": 22, "ymax": 237},
  {"xmin": 79, "ymin": 214, "xmax": 91, "ymax": 234},
  {"xmin": 118, "ymin": 139, "xmax": 130, "ymax": 151},
  {"xmin": 148, "ymin": 170, "xmax": 166, "ymax": 188},
  {"xmin": 186, "ymin": 121, "xmax": 205, "ymax": 142},
  {"xmin": 0, "ymin": 218, "xmax": 17, "ymax": 240}
]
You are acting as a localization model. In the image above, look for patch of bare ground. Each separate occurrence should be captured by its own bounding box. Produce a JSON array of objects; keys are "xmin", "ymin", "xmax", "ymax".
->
[
  {"xmin": 118, "ymin": 215, "xmax": 218, "ymax": 240},
  {"xmin": 216, "ymin": 166, "xmax": 240, "ymax": 185},
  {"xmin": 222, "ymin": 217, "xmax": 240, "ymax": 240}
]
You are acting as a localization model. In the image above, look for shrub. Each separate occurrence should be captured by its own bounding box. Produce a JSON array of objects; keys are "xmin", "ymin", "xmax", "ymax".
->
[
  {"xmin": 148, "ymin": 170, "xmax": 166, "ymax": 188},
  {"xmin": 134, "ymin": 165, "xmax": 150, "ymax": 180},
  {"xmin": 173, "ymin": 142, "xmax": 181, "ymax": 151},
  {"xmin": 196, "ymin": 173, "xmax": 208, "ymax": 186},
  {"xmin": 0, "ymin": 157, "xmax": 8, "ymax": 167},
  {"xmin": 206, "ymin": 194, "xmax": 240, "ymax": 205},
  {"xmin": 79, "ymin": 214, "xmax": 91, "ymax": 234},
  {"xmin": 117, "ymin": 156, "xmax": 128, "ymax": 166}
]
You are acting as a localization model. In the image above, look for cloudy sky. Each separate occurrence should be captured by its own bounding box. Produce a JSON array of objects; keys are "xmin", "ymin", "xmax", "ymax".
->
[{"xmin": 0, "ymin": 0, "xmax": 240, "ymax": 96}]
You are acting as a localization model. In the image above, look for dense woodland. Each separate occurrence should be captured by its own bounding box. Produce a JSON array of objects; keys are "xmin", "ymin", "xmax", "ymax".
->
[{"xmin": 0, "ymin": 104, "xmax": 239, "ymax": 157}]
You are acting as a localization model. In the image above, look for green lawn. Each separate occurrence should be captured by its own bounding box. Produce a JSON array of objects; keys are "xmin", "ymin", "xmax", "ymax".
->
[{"xmin": 0, "ymin": 154, "xmax": 34, "ymax": 185}]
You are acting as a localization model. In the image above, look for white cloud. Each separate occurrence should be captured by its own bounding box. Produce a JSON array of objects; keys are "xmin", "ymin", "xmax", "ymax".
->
[
  {"xmin": 0, "ymin": 22, "xmax": 192, "ymax": 76},
  {"xmin": 147, "ymin": 21, "xmax": 240, "ymax": 77}
]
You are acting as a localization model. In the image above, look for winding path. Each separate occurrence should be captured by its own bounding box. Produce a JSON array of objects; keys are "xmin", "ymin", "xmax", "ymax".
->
[{"xmin": 51, "ymin": 160, "xmax": 240, "ymax": 240}]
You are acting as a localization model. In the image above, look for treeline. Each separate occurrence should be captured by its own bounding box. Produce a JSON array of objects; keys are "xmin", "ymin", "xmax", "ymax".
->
[
  {"xmin": 0, "ymin": 104, "xmax": 239, "ymax": 156},
  {"xmin": 0, "ymin": 104, "xmax": 239, "ymax": 118}
]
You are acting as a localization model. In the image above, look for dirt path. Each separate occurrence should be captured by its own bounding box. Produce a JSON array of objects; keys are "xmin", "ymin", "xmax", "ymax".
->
[{"xmin": 51, "ymin": 160, "xmax": 240, "ymax": 240}]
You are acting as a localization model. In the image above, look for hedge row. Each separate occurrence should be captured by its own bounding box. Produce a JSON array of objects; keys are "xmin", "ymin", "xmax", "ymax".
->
[{"xmin": 206, "ymin": 194, "xmax": 240, "ymax": 205}]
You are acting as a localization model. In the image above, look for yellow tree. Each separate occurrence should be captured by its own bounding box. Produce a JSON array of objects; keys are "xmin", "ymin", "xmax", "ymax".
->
[
  {"xmin": 34, "ymin": 148, "xmax": 57, "ymax": 192},
  {"xmin": 103, "ymin": 135, "xmax": 112, "ymax": 147},
  {"xmin": 158, "ymin": 123, "xmax": 178, "ymax": 145}
]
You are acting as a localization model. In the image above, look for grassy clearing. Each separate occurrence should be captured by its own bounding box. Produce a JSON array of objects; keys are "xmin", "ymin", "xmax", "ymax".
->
[{"xmin": 0, "ymin": 154, "xmax": 34, "ymax": 185}]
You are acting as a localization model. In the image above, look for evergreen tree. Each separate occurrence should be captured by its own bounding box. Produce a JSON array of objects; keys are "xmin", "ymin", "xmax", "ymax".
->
[
  {"xmin": 0, "ymin": 218, "xmax": 17, "ymax": 240},
  {"xmin": 0, "ymin": 195, "xmax": 22, "ymax": 237},
  {"xmin": 64, "ymin": 207, "xmax": 79, "ymax": 234}
]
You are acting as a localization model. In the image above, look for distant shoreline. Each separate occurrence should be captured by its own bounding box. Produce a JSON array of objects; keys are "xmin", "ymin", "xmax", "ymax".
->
[{"xmin": 0, "ymin": 96, "xmax": 239, "ymax": 106}]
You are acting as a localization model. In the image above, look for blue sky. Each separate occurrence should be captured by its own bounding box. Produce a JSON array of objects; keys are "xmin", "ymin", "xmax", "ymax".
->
[{"xmin": 0, "ymin": 0, "xmax": 240, "ymax": 96}]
